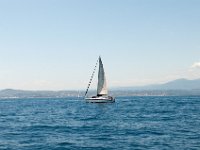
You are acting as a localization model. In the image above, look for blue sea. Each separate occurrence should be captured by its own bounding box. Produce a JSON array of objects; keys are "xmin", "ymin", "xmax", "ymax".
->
[{"xmin": 0, "ymin": 96, "xmax": 200, "ymax": 150}]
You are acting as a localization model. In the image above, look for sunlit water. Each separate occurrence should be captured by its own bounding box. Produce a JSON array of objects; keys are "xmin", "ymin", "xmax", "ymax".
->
[{"xmin": 0, "ymin": 96, "xmax": 200, "ymax": 150}]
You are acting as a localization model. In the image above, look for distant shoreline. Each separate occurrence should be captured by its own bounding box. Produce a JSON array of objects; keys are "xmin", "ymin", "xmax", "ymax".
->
[{"xmin": 0, "ymin": 89, "xmax": 200, "ymax": 99}]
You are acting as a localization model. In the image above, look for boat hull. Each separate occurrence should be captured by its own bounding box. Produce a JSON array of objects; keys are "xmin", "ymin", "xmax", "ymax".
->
[{"xmin": 85, "ymin": 96, "xmax": 115, "ymax": 103}]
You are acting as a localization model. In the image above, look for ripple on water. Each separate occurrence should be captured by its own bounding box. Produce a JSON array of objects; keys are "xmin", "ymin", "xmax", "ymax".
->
[{"xmin": 0, "ymin": 97, "xmax": 200, "ymax": 149}]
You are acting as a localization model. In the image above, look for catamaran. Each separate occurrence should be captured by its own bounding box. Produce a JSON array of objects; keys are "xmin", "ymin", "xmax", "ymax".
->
[{"xmin": 85, "ymin": 56, "xmax": 115, "ymax": 103}]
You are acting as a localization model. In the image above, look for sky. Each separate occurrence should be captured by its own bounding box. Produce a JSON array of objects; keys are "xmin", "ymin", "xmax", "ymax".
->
[{"xmin": 0, "ymin": 0, "xmax": 200, "ymax": 90}]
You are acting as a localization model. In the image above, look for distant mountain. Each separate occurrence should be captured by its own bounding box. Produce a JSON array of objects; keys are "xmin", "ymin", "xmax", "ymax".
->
[
  {"xmin": 152, "ymin": 78, "xmax": 200, "ymax": 90},
  {"xmin": 116, "ymin": 78, "xmax": 200, "ymax": 90},
  {"xmin": 0, "ymin": 89, "xmax": 83, "ymax": 99},
  {"xmin": 1, "ymin": 78, "xmax": 200, "ymax": 99}
]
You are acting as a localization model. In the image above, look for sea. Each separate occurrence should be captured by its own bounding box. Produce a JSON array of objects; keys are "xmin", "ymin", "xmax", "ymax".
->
[{"xmin": 0, "ymin": 96, "xmax": 200, "ymax": 150}]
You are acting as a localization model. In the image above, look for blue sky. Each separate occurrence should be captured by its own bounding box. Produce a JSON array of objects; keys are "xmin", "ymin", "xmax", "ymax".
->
[{"xmin": 0, "ymin": 0, "xmax": 200, "ymax": 90}]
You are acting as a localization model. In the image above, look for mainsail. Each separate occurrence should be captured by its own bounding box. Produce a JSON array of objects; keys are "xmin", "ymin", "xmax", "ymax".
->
[{"xmin": 97, "ymin": 57, "xmax": 108, "ymax": 96}]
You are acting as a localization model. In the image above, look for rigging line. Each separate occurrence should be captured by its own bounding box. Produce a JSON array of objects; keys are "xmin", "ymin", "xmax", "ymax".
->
[{"xmin": 84, "ymin": 58, "xmax": 99, "ymax": 97}]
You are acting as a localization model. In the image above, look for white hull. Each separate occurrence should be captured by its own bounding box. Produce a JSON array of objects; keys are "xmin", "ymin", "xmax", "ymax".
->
[{"xmin": 85, "ymin": 96, "xmax": 115, "ymax": 103}]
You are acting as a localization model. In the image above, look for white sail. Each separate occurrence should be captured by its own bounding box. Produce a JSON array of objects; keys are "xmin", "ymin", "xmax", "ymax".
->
[{"xmin": 97, "ymin": 57, "xmax": 108, "ymax": 96}]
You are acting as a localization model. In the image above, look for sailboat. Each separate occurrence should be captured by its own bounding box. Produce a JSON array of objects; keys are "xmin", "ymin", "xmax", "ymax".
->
[{"xmin": 85, "ymin": 56, "xmax": 115, "ymax": 103}]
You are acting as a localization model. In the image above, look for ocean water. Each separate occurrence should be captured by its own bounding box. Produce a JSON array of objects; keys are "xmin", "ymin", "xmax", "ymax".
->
[{"xmin": 0, "ymin": 96, "xmax": 200, "ymax": 150}]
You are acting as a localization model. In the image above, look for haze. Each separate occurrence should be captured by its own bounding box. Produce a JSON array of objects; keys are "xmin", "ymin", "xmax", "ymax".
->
[{"xmin": 0, "ymin": 0, "xmax": 200, "ymax": 90}]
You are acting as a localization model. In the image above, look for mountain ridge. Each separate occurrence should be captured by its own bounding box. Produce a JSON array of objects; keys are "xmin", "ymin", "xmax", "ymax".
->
[
  {"xmin": 114, "ymin": 78, "xmax": 200, "ymax": 90},
  {"xmin": 1, "ymin": 78, "xmax": 200, "ymax": 98}
]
